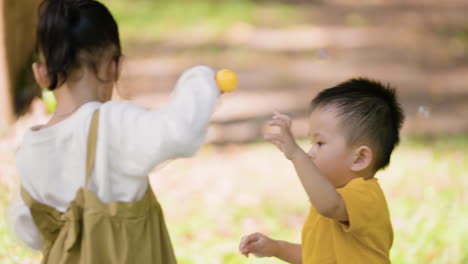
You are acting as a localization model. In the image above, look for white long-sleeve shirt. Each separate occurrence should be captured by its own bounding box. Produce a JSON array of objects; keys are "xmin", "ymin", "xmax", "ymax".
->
[{"xmin": 11, "ymin": 65, "xmax": 220, "ymax": 250}]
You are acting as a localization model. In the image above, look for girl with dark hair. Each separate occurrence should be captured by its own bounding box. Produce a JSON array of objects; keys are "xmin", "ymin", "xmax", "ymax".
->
[{"xmin": 10, "ymin": 0, "xmax": 221, "ymax": 263}]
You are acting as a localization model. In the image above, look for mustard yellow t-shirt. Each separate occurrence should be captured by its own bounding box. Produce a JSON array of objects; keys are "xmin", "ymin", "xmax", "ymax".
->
[{"xmin": 301, "ymin": 177, "xmax": 393, "ymax": 264}]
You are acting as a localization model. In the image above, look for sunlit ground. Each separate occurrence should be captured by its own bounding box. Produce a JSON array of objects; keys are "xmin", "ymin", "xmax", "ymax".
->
[
  {"xmin": 1, "ymin": 129, "xmax": 466, "ymax": 263},
  {"xmin": 2, "ymin": 1, "xmax": 467, "ymax": 263}
]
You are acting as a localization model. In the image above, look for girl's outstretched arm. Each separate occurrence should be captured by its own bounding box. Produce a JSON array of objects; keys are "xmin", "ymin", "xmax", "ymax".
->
[{"xmin": 103, "ymin": 66, "xmax": 220, "ymax": 176}]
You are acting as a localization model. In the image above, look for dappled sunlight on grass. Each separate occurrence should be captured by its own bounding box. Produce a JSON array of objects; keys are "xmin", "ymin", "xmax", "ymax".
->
[
  {"xmin": 147, "ymin": 135, "xmax": 467, "ymax": 263},
  {"xmin": 104, "ymin": 0, "xmax": 300, "ymax": 45},
  {"xmin": 0, "ymin": 136, "xmax": 468, "ymax": 264},
  {"xmin": 379, "ymin": 136, "xmax": 468, "ymax": 263},
  {"xmin": 1, "ymin": 134, "xmax": 467, "ymax": 263},
  {"xmin": 0, "ymin": 185, "xmax": 41, "ymax": 263},
  {"xmin": 1, "ymin": 114, "xmax": 466, "ymax": 263},
  {"xmin": 2, "ymin": 0, "xmax": 467, "ymax": 262}
]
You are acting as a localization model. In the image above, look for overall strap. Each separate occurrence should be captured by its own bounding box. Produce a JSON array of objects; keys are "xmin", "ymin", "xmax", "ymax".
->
[
  {"xmin": 85, "ymin": 110, "xmax": 100, "ymax": 186},
  {"xmin": 20, "ymin": 186, "xmax": 36, "ymax": 207}
]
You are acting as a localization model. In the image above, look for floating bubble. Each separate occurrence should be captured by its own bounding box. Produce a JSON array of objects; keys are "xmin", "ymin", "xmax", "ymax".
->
[
  {"xmin": 418, "ymin": 105, "xmax": 430, "ymax": 118},
  {"xmin": 316, "ymin": 48, "xmax": 330, "ymax": 60}
]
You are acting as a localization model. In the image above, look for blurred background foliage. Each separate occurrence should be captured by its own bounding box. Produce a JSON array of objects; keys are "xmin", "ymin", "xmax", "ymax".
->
[{"xmin": 1, "ymin": 0, "xmax": 467, "ymax": 263}]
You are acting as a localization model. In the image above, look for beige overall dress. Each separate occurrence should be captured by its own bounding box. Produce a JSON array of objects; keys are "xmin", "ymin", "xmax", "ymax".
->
[{"xmin": 20, "ymin": 110, "xmax": 178, "ymax": 264}]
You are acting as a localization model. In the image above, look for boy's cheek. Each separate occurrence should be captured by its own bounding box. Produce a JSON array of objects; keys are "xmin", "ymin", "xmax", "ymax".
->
[
  {"xmin": 314, "ymin": 159, "xmax": 336, "ymax": 179},
  {"xmin": 312, "ymin": 158, "xmax": 325, "ymax": 173}
]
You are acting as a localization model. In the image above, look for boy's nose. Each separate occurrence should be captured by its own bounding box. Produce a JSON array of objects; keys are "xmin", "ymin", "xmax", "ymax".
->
[{"xmin": 307, "ymin": 147, "xmax": 316, "ymax": 159}]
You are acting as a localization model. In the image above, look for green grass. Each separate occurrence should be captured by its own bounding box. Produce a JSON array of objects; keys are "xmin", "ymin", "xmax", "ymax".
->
[
  {"xmin": 1, "ymin": 135, "xmax": 467, "ymax": 263},
  {"xmin": 0, "ymin": 185, "xmax": 41, "ymax": 263},
  {"xmin": 455, "ymin": 26, "xmax": 468, "ymax": 55},
  {"xmin": 381, "ymin": 136, "xmax": 468, "ymax": 263},
  {"xmin": 102, "ymin": 0, "xmax": 301, "ymax": 44}
]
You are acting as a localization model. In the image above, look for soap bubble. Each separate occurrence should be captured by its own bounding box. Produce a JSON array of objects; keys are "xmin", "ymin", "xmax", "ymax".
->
[
  {"xmin": 418, "ymin": 105, "xmax": 430, "ymax": 118},
  {"xmin": 316, "ymin": 48, "xmax": 330, "ymax": 60}
]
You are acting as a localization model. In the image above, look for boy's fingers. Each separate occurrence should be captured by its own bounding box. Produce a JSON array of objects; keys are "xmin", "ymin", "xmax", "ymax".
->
[
  {"xmin": 264, "ymin": 134, "xmax": 281, "ymax": 141},
  {"xmin": 274, "ymin": 141, "xmax": 286, "ymax": 153},
  {"xmin": 265, "ymin": 137, "xmax": 284, "ymax": 150},
  {"xmin": 267, "ymin": 119, "xmax": 282, "ymax": 125},
  {"xmin": 271, "ymin": 140, "xmax": 283, "ymax": 150},
  {"xmin": 273, "ymin": 113, "xmax": 291, "ymax": 122},
  {"xmin": 268, "ymin": 120, "xmax": 288, "ymax": 129},
  {"xmin": 239, "ymin": 237, "xmax": 250, "ymax": 252},
  {"xmin": 271, "ymin": 116, "xmax": 292, "ymax": 129},
  {"xmin": 244, "ymin": 241, "xmax": 264, "ymax": 257},
  {"xmin": 240, "ymin": 236, "xmax": 261, "ymax": 254},
  {"xmin": 240, "ymin": 235, "xmax": 254, "ymax": 249},
  {"xmin": 239, "ymin": 237, "xmax": 246, "ymax": 251},
  {"xmin": 268, "ymin": 121, "xmax": 293, "ymax": 138},
  {"xmin": 273, "ymin": 110, "xmax": 282, "ymax": 116},
  {"xmin": 242, "ymin": 234, "xmax": 260, "ymax": 247},
  {"xmin": 273, "ymin": 112, "xmax": 291, "ymax": 121},
  {"xmin": 242, "ymin": 242, "xmax": 255, "ymax": 253},
  {"xmin": 278, "ymin": 118, "xmax": 291, "ymax": 128}
]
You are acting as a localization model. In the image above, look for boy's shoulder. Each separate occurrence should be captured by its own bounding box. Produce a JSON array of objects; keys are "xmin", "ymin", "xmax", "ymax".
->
[
  {"xmin": 336, "ymin": 176, "xmax": 390, "ymax": 218},
  {"xmin": 334, "ymin": 177, "xmax": 392, "ymax": 234},
  {"xmin": 342, "ymin": 176, "xmax": 379, "ymax": 188},
  {"xmin": 337, "ymin": 177, "xmax": 386, "ymax": 201}
]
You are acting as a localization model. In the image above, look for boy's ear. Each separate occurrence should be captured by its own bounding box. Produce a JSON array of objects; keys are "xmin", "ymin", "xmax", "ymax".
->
[
  {"xmin": 350, "ymin": 145, "xmax": 373, "ymax": 172},
  {"xmin": 32, "ymin": 62, "xmax": 51, "ymax": 89}
]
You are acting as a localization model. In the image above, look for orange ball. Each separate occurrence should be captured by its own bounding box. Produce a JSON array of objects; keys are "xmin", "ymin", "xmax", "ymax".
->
[{"xmin": 215, "ymin": 69, "xmax": 238, "ymax": 92}]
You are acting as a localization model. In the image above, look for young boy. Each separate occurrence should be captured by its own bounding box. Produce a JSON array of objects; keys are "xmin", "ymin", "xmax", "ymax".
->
[{"xmin": 239, "ymin": 78, "xmax": 405, "ymax": 263}]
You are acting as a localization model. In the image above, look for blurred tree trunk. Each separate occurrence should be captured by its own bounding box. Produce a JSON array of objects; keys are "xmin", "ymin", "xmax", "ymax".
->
[
  {"xmin": 0, "ymin": 0, "xmax": 12, "ymax": 129},
  {"xmin": 0, "ymin": 0, "xmax": 41, "ymax": 130}
]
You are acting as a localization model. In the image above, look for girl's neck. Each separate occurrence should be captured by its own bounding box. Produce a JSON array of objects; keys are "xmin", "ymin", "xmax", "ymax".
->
[
  {"xmin": 54, "ymin": 83, "xmax": 98, "ymax": 113},
  {"xmin": 41, "ymin": 69, "xmax": 113, "ymax": 129}
]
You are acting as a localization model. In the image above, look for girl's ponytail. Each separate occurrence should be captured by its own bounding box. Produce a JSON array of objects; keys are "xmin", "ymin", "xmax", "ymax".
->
[
  {"xmin": 38, "ymin": 0, "xmax": 77, "ymax": 90},
  {"xmin": 36, "ymin": 0, "xmax": 121, "ymax": 90}
]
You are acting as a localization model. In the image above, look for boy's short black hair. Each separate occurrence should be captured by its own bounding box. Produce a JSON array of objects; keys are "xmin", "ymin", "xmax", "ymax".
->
[{"xmin": 310, "ymin": 78, "xmax": 405, "ymax": 171}]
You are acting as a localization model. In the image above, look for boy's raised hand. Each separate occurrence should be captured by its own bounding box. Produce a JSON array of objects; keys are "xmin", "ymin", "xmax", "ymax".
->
[
  {"xmin": 265, "ymin": 111, "xmax": 302, "ymax": 160},
  {"xmin": 239, "ymin": 232, "xmax": 277, "ymax": 258}
]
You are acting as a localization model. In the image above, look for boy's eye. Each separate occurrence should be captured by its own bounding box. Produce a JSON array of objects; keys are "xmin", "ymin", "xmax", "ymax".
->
[{"xmin": 317, "ymin": 142, "xmax": 324, "ymax": 147}]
